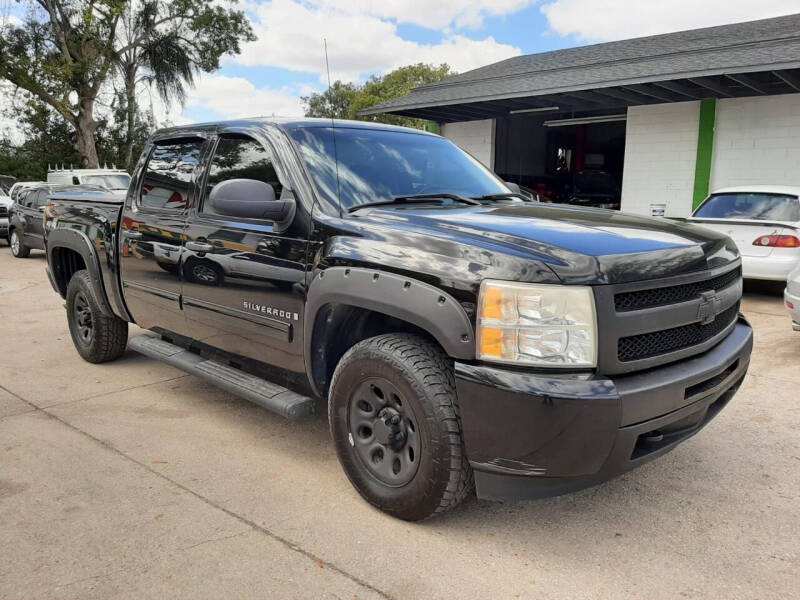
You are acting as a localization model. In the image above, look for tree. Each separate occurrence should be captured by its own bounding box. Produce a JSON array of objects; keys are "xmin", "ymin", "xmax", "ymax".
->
[
  {"xmin": 302, "ymin": 63, "xmax": 454, "ymax": 129},
  {"xmin": 115, "ymin": 1, "xmax": 254, "ymax": 169},
  {"xmin": 301, "ymin": 81, "xmax": 360, "ymax": 121},
  {"xmin": 0, "ymin": 100, "xmax": 84, "ymax": 181},
  {"xmin": 0, "ymin": 1, "xmax": 254, "ymax": 169},
  {"xmin": 1, "ymin": 1, "xmax": 124, "ymax": 167},
  {"xmin": 0, "ymin": 89, "xmax": 150, "ymax": 180}
]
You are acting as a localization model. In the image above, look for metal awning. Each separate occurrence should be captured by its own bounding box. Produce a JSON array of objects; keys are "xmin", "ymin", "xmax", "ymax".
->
[{"xmin": 360, "ymin": 14, "xmax": 800, "ymax": 122}]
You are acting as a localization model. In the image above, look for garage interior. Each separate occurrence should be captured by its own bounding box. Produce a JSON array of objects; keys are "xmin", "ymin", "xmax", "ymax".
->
[
  {"xmin": 493, "ymin": 110, "xmax": 626, "ymax": 208},
  {"xmin": 361, "ymin": 14, "xmax": 800, "ymax": 216}
]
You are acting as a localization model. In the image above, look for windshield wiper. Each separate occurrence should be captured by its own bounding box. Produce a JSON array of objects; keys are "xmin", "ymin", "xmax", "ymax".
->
[
  {"xmin": 473, "ymin": 193, "xmax": 529, "ymax": 202},
  {"xmin": 348, "ymin": 193, "xmax": 481, "ymax": 213}
]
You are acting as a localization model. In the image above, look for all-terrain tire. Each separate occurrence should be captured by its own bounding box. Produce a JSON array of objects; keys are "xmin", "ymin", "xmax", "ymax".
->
[
  {"xmin": 9, "ymin": 230, "xmax": 29, "ymax": 258},
  {"xmin": 328, "ymin": 333, "xmax": 473, "ymax": 521},
  {"xmin": 66, "ymin": 270, "xmax": 128, "ymax": 363}
]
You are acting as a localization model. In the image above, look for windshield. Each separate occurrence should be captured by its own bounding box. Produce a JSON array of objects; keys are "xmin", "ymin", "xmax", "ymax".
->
[
  {"xmin": 82, "ymin": 174, "xmax": 131, "ymax": 190},
  {"xmin": 288, "ymin": 127, "xmax": 509, "ymax": 211},
  {"xmin": 694, "ymin": 193, "xmax": 800, "ymax": 221}
]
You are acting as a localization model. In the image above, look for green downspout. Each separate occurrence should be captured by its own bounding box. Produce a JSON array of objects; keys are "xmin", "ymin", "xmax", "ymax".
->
[
  {"xmin": 425, "ymin": 122, "xmax": 439, "ymax": 134},
  {"xmin": 692, "ymin": 98, "xmax": 717, "ymax": 210}
]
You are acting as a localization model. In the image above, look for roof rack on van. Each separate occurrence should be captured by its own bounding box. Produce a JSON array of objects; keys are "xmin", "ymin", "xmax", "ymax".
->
[{"xmin": 48, "ymin": 164, "xmax": 121, "ymax": 173}]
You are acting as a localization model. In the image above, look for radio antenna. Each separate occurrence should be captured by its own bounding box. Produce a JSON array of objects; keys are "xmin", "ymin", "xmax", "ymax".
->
[
  {"xmin": 323, "ymin": 37, "xmax": 333, "ymax": 118},
  {"xmin": 323, "ymin": 37, "xmax": 342, "ymax": 216}
]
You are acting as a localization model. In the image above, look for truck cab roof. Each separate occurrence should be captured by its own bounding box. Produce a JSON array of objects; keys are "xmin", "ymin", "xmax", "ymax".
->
[{"xmin": 152, "ymin": 116, "xmax": 440, "ymax": 138}]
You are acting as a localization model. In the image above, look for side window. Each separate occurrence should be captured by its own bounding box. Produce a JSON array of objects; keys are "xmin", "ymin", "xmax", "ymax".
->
[
  {"xmin": 32, "ymin": 191, "xmax": 46, "ymax": 208},
  {"xmin": 202, "ymin": 134, "xmax": 283, "ymax": 216},
  {"xmin": 139, "ymin": 139, "xmax": 204, "ymax": 211}
]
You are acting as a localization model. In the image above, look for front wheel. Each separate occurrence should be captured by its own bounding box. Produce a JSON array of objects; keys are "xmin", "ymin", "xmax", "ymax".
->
[
  {"xmin": 9, "ymin": 230, "xmax": 29, "ymax": 258},
  {"xmin": 66, "ymin": 270, "xmax": 128, "ymax": 363},
  {"xmin": 328, "ymin": 334, "xmax": 473, "ymax": 520}
]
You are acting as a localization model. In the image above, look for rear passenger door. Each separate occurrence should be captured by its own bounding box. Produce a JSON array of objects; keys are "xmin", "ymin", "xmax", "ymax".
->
[
  {"xmin": 182, "ymin": 130, "xmax": 311, "ymax": 373},
  {"xmin": 18, "ymin": 190, "xmax": 46, "ymax": 249},
  {"xmin": 28, "ymin": 190, "xmax": 47, "ymax": 245},
  {"xmin": 119, "ymin": 137, "xmax": 207, "ymax": 335}
]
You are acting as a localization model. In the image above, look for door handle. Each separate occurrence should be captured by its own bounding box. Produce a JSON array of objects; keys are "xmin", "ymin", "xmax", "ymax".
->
[
  {"xmin": 123, "ymin": 230, "xmax": 142, "ymax": 240},
  {"xmin": 186, "ymin": 240, "xmax": 215, "ymax": 253}
]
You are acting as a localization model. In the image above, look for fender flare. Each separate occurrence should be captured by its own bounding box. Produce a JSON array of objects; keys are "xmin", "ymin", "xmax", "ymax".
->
[
  {"xmin": 304, "ymin": 267, "xmax": 476, "ymax": 393},
  {"xmin": 46, "ymin": 228, "xmax": 115, "ymax": 318}
]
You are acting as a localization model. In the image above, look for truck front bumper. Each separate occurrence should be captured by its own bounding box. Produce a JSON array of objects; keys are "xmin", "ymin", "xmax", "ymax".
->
[{"xmin": 455, "ymin": 316, "xmax": 753, "ymax": 502}]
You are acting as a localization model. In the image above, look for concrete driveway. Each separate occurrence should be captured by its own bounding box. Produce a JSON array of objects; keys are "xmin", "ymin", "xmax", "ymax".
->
[{"xmin": 1, "ymin": 247, "xmax": 798, "ymax": 599}]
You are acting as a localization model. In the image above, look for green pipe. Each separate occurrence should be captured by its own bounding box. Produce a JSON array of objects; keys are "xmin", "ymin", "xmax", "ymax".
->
[{"xmin": 692, "ymin": 98, "xmax": 716, "ymax": 210}]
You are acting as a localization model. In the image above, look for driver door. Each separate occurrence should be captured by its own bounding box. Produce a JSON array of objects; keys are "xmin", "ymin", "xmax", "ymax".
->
[{"xmin": 182, "ymin": 130, "xmax": 311, "ymax": 374}]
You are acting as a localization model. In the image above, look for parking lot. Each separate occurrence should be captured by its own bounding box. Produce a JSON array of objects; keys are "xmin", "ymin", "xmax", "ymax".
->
[{"xmin": 1, "ymin": 247, "xmax": 798, "ymax": 599}]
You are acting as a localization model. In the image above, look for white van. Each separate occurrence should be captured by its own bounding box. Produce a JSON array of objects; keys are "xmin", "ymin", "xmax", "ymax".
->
[{"xmin": 47, "ymin": 168, "xmax": 131, "ymax": 191}]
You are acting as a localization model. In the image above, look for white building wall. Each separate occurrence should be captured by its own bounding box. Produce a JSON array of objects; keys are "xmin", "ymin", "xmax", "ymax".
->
[
  {"xmin": 710, "ymin": 93, "xmax": 800, "ymax": 190},
  {"xmin": 620, "ymin": 101, "xmax": 700, "ymax": 217},
  {"xmin": 441, "ymin": 119, "xmax": 495, "ymax": 168}
]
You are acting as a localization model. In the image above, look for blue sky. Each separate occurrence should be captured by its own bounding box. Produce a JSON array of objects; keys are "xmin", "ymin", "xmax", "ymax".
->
[
  {"xmin": 2, "ymin": 0, "xmax": 798, "ymax": 127},
  {"xmin": 174, "ymin": 0, "xmax": 799, "ymax": 125}
]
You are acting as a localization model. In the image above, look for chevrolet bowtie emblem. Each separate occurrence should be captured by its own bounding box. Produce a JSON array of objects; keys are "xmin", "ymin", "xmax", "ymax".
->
[{"xmin": 697, "ymin": 290, "xmax": 722, "ymax": 325}]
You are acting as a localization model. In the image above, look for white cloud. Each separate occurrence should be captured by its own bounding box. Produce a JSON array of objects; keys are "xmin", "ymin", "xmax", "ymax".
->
[
  {"xmin": 313, "ymin": 0, "xmax": 536, "ymax": 30},
  {"xmin": 236, "ymin": 0, "xmax": 522, "ymax": 82},
  {"xmin": 541, "ymin": 0, "xmax": 800, "ymax": 42},
  {"xmin": 181, "ymin": 74, "xmax": 305, "ymax": 120}
]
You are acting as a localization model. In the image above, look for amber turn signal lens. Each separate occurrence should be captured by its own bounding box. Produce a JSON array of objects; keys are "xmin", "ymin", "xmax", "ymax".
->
[
  {"xmin": 481, "ymin": 286, "xmax": 504, "ymax": 320},
  {"xmin": 479, "ymin": 327, "xmax": 504, "ymax": 357}
]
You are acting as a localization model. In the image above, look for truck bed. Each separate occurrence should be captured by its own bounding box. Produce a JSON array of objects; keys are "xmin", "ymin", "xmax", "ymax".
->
[{"xmin": 48, "ymin": 191, "xmax": 125, "ymax": 204}]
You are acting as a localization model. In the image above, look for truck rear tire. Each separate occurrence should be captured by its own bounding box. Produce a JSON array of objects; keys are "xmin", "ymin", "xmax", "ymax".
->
[
  {"xmin": 9, "ymin": 230, "xmax": 29, "ymax": 258},
  {"xmin": 66, "ymin": 270, "xmax": 128, "ymax": 363},
  {"xmin": 328, "ymin": 333, "xmax": 473, "ymax": 520}
]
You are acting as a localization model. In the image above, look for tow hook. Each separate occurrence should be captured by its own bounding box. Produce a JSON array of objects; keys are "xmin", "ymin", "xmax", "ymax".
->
[{"xmin": 642, "ymin": 430, "xmax": 664, "ymax": 443}]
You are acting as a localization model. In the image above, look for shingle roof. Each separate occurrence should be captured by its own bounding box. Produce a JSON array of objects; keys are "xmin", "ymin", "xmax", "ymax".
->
[{"xmin": 361, "ymin": 14, "xmax": 800, "ymax": 118}]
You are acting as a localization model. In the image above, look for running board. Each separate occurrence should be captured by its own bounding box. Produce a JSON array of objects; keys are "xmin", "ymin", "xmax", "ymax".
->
[{"xmin": 128, "ymin": 334, "xmax": 316, "ymax": 420}]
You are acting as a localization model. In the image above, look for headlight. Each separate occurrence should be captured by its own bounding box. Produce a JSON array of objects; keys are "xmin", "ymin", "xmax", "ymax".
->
[{"xmin": 476, "ymin": 280, "xmax": 597, "ymax": 368}]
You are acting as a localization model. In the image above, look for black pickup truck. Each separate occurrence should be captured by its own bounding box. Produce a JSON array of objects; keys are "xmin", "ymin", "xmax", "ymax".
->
[{"xmin": 43, "ymin": 118, "xmax": 752, "ymax": 520}]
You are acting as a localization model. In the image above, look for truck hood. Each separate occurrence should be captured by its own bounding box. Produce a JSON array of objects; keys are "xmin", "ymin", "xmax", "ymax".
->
[{"xmin": 355, "ymin": 203, "xmax": 740, "ymax": 285}]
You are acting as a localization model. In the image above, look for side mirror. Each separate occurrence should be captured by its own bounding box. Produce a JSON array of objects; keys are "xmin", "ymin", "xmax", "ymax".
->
[
  {"xmin": 504, "ymin": 181, "xmax": 521, "ymax": 194},
  {"xmin": 209, "ymin": 179, "xmax": 295, "ymax": 229}
]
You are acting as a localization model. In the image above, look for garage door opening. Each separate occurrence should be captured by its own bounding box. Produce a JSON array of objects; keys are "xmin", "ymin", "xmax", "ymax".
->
[{"xmin": 494, "ymin": 112, "xmax": 627, "ymax": 209}]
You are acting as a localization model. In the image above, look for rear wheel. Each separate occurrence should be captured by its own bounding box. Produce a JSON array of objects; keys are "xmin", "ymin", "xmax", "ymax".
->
[
  {"xmin": 9, "ymin": 230, "xmax": 29, "ymax": 258},
  {"xmin": 66, "ymin": 270, "xmax": 128, "ymax": 363},
  {"xmin": 329, "ymin": 333, "xmax": 473, "ymax": 520}
]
